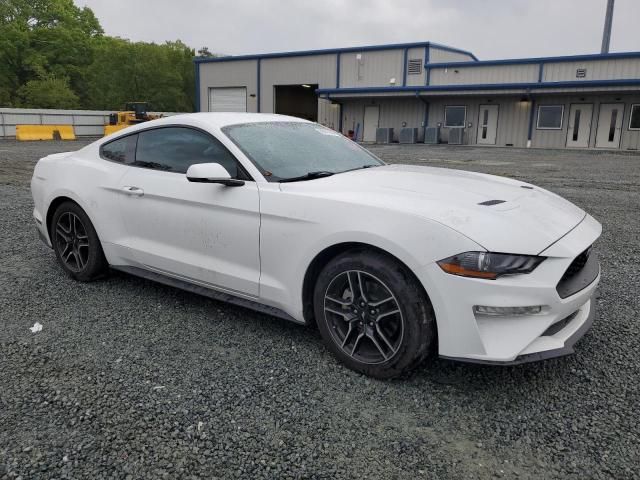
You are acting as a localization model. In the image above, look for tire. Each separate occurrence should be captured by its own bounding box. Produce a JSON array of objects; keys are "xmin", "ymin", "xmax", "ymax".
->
[
  {"xmin": 50, "ymin": 201, "xmax": 108, "ymax": 281},
  {"xmin": 313, "ymin": 249, "xmax": 436, "ymax": 379}
]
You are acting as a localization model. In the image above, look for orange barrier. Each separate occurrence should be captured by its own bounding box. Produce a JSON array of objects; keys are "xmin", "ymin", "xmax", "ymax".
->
[
  {"xmin": 103, "ymin": 124, "xmax": 128, "ymax": 136},
  {"xmin": 16, "ymin": 125, "xmax": 76, "ymax": 141}
]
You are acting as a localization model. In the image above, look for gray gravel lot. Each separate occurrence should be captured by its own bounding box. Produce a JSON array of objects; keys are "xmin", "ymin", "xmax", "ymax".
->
[{"xmin": 1, "ymin": 139, "xmax": 639, "ymax": 479}]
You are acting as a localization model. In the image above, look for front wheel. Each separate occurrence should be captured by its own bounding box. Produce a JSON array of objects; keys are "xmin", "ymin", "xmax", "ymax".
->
[
  {"xmin": 313, "ymin": 249, "xmax": 436, "ymax": 379},
  {"xmin": 51, "ymin": 201, "xmax": 108, "ymax": 281}
]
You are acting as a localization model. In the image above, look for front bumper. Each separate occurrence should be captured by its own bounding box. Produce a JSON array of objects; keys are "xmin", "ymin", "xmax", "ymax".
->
[
  {"xmin": 419, "ymin": 214, "xmax": 602, "ymax": 365},
  {"xmin": 440, "ymin": 298, "xmax": 595, "ymax": 365}
]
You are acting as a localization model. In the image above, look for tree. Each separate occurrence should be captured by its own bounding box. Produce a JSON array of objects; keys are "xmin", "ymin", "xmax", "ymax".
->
[
  {"xmin": 17, "ymin": 75, "xmax": 79, "ymax": 108},
  {"xmin": 197, "ymin": 46, "xmax": 213, "ymax": 57},
  {"xmin": 0, "ymin": 0, "xmax": 198, "ymax": 111},
  {"xmin": 0, "ymin": 0, "xmax": 103, "ymax": 106}
]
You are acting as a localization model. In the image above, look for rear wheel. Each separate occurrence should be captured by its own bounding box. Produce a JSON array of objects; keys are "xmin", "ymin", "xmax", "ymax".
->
[
  {"xmin": 51, "ymin": 201, "xmax": 108, "ymax": 281},
  {"xmin": 313, "ymin": 249, "xmax": 435, "ymax": 379}
]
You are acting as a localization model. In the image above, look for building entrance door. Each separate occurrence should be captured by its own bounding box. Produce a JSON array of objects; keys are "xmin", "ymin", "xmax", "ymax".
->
[
  {"xmin": 566, "ymin": 104, "xmax": 593, "ymax": 148},
  {"xmin": 476, "ymin": 105, "xmax": 499, "ymax": 145},
  {"xmin": 362, "ymin": 105, "xmax": 380, "ymax": 142},
  {"xmin": 595, "ymin": 103, "xmax": 624, "ymax": 148}
]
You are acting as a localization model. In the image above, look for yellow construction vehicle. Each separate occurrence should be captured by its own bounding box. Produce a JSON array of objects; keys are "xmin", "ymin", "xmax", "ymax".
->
[{"xmin": 104, "ymin": 102, "xmax": 163, "ymax": 136}]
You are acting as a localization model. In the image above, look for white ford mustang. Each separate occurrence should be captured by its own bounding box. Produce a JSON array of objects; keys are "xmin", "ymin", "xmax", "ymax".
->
[{"xmin": 31, "ymin": 113, "xmax": 601, "ymax": 378}]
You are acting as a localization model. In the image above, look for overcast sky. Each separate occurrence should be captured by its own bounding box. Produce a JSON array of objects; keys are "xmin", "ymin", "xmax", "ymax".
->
[{"xmin": 73, "ymin": 0, "xmax": 638, "ymax": 60}]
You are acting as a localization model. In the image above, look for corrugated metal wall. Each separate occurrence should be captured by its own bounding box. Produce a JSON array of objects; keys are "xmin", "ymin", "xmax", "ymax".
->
[
  {"xmin": 406, "ymin": 47, "xmax": 428, "ymax": 87},
  {"xmin": 530, "ymin": 93, "xmax": 640, "ymax": 149},
  {"xmin": 259, "ymin": 54, "xmax": 336, "ymax": 110},
  {"xmin": 339, "ymin": 50, "xmax": 404, "ymax": 88},
  {"xmin": 199, "ymin": 60, "xmax": 258, "ymax": 112},
  {"xmin": 197, "ymin": 46, "xmax": 640, "ymax": 150},
  {"xmin": 430, "ymin": 64, "xmax": 539, "ymax": 85},
  {"xmin": 427, "ymin": 97, "xmax": 531, "ymax": 146},
  {"xmin": 341, "ymin": 97, "xmax": 427, "ymax": 142},
  {"xmin": 543, "ymin": 58, "xmax": 640, "ymax": 82},
  {"xmin": 429, "ymin": 47, "xmax": 475, "ymax": 63}
]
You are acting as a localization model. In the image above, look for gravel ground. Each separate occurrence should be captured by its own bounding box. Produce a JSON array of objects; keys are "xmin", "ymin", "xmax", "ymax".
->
[{"xmin": 1, "ymin": 139, "xmax": 639, "ymax": 479}]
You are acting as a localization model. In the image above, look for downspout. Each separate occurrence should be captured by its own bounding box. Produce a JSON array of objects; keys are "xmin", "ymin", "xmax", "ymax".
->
[
  {"xmin": 194, "ymin": 61, "xmax": 201, "ymax": 112},
  {"xmin": 257, "ymin": 59, "xmax": 261, "ymax": 113},
  {"xmin": 527, "ymin": 62, "xmax": 544, "ymax": 147},
  {"xmin": 526, "ymin": 96, "xmax": 536, "ymax": 148},
  {"xmin": 417, "ymin": 92, "xmax": 429, "ymax": 129}
]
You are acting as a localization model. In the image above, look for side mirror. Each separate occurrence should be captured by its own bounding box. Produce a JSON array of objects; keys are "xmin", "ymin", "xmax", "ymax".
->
[{"xmin": 186, "ymin": 163, "xmax": 244, "ymax": 187}]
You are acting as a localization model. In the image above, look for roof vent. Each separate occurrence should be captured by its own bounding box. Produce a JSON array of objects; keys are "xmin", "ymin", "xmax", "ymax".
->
[
  {"xmin": 407, "ymin": 59, "xmax": 422, "ymax": 75},
  {"xmin": 478, "ymin": 199, "xmax": 506, "ymax": 206}
]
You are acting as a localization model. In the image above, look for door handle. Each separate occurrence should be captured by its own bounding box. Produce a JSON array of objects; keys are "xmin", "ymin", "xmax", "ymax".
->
[{"xmin": 122, "ymin": 186, "xmax": 144, "ymax": 196}]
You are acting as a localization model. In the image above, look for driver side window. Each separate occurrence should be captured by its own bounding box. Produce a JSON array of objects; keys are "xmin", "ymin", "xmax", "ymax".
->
[{"xmin": 134, "ymin": 127, "xmax": 246, "ymax": 178}]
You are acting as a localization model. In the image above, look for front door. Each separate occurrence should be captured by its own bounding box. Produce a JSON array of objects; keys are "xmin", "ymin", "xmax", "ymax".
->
[
  {"xmin": 476, "ymin": 105, "xmax": 499, "ymax": 145},
  {"xmin": 118, "ymin": 126, "xmax": 261, "ymax": 297},
  {"xmin": 595, "ymin": 103, "xmax": 624, "ymax": 149},
  {"xmin": 566, "ymin": 104, "xmax": 593, "ymax": 148},
  {"xmin": 362, "ymin": 105, "xmax": 379, "ymax": 142}
]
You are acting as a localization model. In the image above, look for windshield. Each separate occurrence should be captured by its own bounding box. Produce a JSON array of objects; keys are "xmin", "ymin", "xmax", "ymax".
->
[{"xmin": 222, "ymin": 122, "xmax": 383, "ymax": 181}]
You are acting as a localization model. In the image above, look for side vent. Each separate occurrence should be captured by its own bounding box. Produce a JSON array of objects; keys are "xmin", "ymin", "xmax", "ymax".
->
[
  {"xmin": 448, "ymin": 128, "xmax": 464, "ymax": 145},
  {"xmin": 424, "ymin": 126, "xmax": 440, "ymax": 144},
  {"xmin": 407, "ymin": 59, "xmax": 423, "ymax": 75},
  {"xmin": 399, "ymin": 128, "xmax": 418, "ymax": 144},
  {"xmin": 478, "ymin": 200, "xmax": 506, "ymax": 206},
  {"xmin": 375, "ymin": 128, "xmax": 394, "ymax": 144}
]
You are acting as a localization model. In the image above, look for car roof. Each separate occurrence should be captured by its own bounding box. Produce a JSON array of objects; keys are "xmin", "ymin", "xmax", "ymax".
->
[
  {"xmin": 153, "ymin": 112, "xmax": 310, "ymax": 129},
  {"xmin": 95, "ymin": 112, "xmax": 312, "ymax": 147}
]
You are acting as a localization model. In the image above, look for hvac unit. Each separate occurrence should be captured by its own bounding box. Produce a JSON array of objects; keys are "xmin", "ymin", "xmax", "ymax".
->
[
  {"xmin": 424, "ymin": 127, "xmax": 440, "ymax": 144},
  {"xmin": 375, "ymin": 128, "xmax": 394, "ymax": 144},
  {"xmin": 448, "ymin": 128, "xmax": 464, "ymax": 145},
  {"xmin": 399, "ymin": 128, "xmax": 418, "ymax": 144}
]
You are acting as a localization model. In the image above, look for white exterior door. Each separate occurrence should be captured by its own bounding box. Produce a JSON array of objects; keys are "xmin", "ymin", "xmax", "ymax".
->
[
  {"xmin": 566, "ymin": 104, "xmax": 593, "ymax": 148},
  {"xmin": 476, "ymin": 105, "xmax": 499, "ymax": 145},
  {"xmin": 209, "ymin": 87, "xmax": 247, "ymax": 112},
  {"xmin": 595, "ymin": 103, "xmax": 624, "ymax": 148},
  {"xmin": 362, "ymin": 105, "xmax": 379, "ymax": 142}
]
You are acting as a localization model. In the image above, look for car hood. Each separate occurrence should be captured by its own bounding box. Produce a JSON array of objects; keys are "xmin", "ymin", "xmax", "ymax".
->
[{"xmin": 281, "ymin": 164, "xmax": 585, "ymax": 255}]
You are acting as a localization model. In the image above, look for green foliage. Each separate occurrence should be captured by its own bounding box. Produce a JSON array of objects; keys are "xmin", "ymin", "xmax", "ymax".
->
[
  {"xmin": 17, "ymin": 74, "xmax": 79, "ymax": 108},
  {"xmin": 86, "ymin": 37, "xmax": 195, "ymax": 112},
  {"xmin": 0, "ymin": 0, "xmax": 196, "ymax": 111}
]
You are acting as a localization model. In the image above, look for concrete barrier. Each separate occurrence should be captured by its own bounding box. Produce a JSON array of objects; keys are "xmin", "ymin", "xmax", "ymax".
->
[
  {"xmin": 16, "ymin": 125, "xmax": 76, "ymax": 141},
  {"xmin": 0, "ymin": 108, "xmax": 180, "ymax": 138}
]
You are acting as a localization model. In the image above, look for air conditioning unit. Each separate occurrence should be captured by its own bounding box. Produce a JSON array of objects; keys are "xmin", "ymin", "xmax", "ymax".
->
[
  {"xmin": 399, "ymin": 128, "xmax": 418, "ymax": 144},
  {"xmin": 424, "ymin": 127, "xmax": 440, "ymax": 144},
  {"xmin": 375, "ymin": 128, "xmax": 394, "ymax": 144},
  {"xmin": 448, "ymin": 128, "xmax": 464, "ymax": 145}
]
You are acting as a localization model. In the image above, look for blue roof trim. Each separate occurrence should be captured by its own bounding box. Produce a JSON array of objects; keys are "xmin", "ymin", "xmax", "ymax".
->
[
  {"xmin": 193, "ymin": 41, "xmax": 477, "ymax": 64},
  {"xmin": 425, "ymin": 51, "xmax": 640, "ymax": 69},
  {"xmin": 316, "ymin": 78, "xmax": 640, "ymax": 95}
]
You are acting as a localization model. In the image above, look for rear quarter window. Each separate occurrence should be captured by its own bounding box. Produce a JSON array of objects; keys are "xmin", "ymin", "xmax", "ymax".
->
[{"xmin": 100, "ymin": 135, "xmax": 136, "ymax": 163}]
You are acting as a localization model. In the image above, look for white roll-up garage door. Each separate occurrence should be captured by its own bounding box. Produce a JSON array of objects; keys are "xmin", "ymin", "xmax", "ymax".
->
[{"xmin": 208, "ymin": 87, "xmax": 247, "ymax": 112}]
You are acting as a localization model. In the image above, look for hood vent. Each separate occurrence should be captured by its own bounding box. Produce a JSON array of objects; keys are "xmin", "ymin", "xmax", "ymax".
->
[{"xmin": 478, "ymin": 199, "xmax": 506, "ymax": 206}]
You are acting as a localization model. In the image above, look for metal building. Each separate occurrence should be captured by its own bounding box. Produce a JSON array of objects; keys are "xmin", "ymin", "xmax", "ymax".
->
[{"xmin": 195, "ymin": 41, "xmax": 640, "ymax": 150}]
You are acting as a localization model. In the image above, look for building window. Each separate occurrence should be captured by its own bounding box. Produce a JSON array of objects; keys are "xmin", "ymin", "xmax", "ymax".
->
[
  {"xmin": 444, "ymin": 106, "xmax": 466, "ymax": 128},
  {"xmin": 537, "ymin": 105, "xmax": 564, "ymax": 130},
  {"xmin": 407, "ymin": 59, "xmax": 422, "ymax": 75},
  {"xmin": 629, "ymin": 104, "xmax": 640, "ymax": 130}
]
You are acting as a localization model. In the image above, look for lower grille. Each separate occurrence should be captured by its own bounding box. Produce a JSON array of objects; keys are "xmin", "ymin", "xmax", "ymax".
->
[{"xmin": 542, "ymin": 311, "xmax": 578, "ymax": 336}]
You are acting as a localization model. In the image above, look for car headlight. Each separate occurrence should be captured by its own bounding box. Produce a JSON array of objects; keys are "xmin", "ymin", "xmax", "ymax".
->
[{"xmin": 437, "ymin": 252, "xmax": 545, "ymax": 279}]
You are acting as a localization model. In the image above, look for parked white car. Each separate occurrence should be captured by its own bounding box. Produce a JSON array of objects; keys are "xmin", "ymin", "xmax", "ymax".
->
[{"xmin": 31, "ymin": 113, "xmax": 601, "ymax": 378}]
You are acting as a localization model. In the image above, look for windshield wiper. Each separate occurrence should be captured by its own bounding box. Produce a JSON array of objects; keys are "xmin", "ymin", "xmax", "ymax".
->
[{"xmin": 279, "ymin": 171, "xmax": 335, "ymax": 183}]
